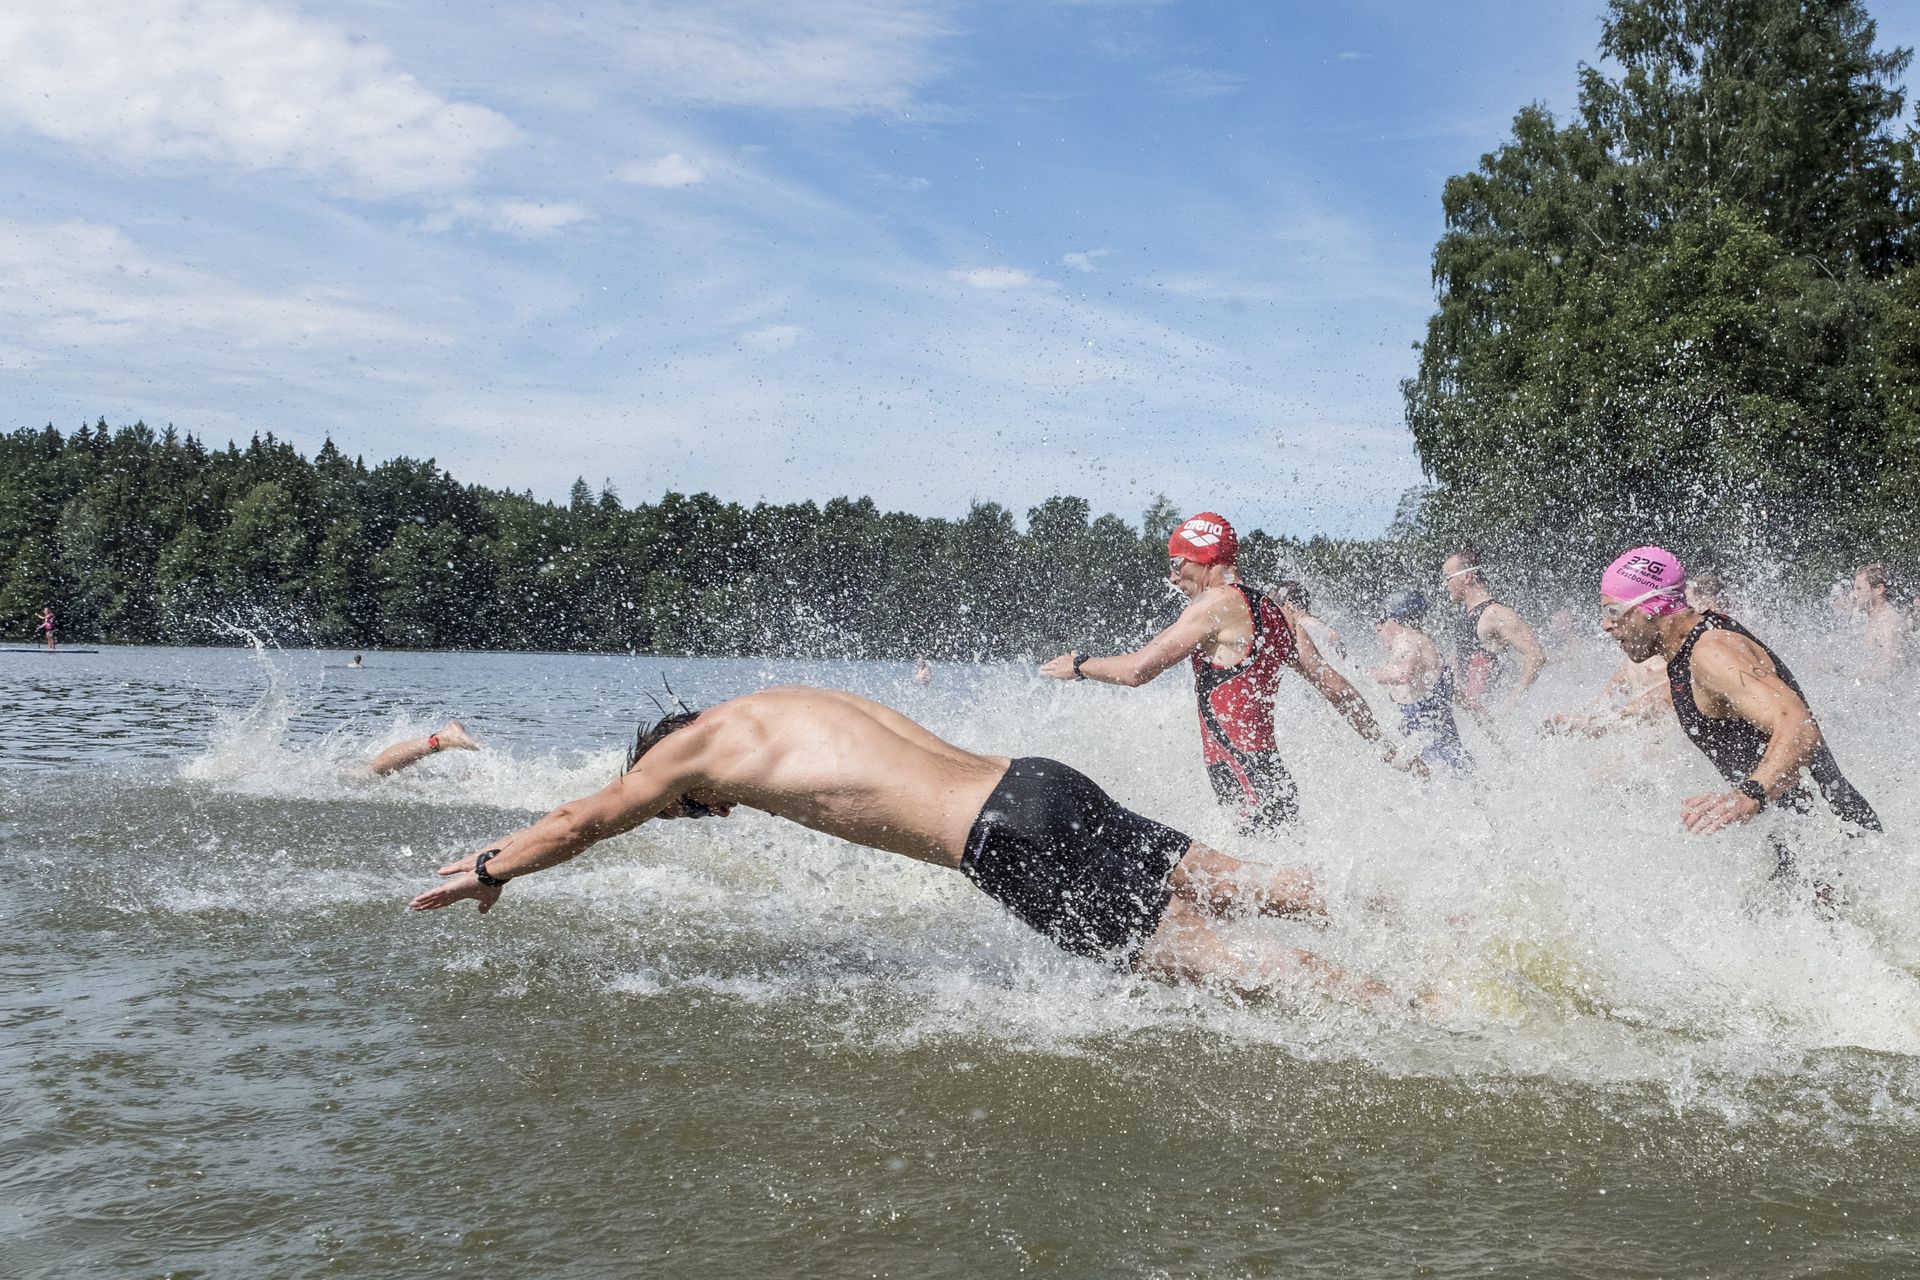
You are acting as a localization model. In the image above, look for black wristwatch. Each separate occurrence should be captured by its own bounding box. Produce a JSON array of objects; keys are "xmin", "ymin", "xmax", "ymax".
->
[
  {"xmin": 1736, "ymin": 778, "xmax": 1768, "ymax": 810},
  {"xmin": 473, "ymin": 849, "xmax": 511, "ymax": 887},
  {"xmin": 1071, "ymin": 652, "xmax": 1091, "ymax": 681}
]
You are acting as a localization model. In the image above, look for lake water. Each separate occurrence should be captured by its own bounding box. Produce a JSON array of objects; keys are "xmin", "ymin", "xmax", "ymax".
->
[{"xmin": 4, "ymin": 623, "xmax": 1919, "ymax": 1276}]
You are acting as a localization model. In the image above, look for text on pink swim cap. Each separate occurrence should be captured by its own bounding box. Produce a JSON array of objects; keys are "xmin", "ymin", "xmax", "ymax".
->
[{"xmin": 1601, "ymin": 546, "xmax": 1687, "ymax": 616}]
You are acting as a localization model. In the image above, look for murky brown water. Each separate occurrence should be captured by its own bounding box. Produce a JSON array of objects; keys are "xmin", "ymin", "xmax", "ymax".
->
[{"xmin": 5, "ymin": 639, "xmax": 1919, "ymax": 1276}]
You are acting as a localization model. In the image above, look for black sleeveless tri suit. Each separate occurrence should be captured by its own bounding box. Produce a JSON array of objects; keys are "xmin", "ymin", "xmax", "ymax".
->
[
  {"xmin": 1666, "ymin": 611, "xmax": 1880, "ymax": 874},
  {"xmin": 1453, "ymin": 599, "xmax": 1501, "ymax": 704}
]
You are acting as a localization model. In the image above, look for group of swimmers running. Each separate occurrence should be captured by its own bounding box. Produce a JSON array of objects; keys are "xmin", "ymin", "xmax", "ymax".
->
[{"xmin": 400, "ymin": 513, "xmax": 1888, "ymax": 1004}]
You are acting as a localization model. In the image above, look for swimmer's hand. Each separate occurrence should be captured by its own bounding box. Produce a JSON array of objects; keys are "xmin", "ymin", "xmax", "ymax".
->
[
  {"xmin": 1546, "ymin": 711, "xmax": 1613, "ymax": 738},
  {"xmin": 1385, "ymin": 746, "xmax": 1429, "ymax": 780},
  {"xmin": 407, "ymin": 853, "xmax": 504, "ymax": 914},
  {"xmin": 1038, "ymin": 651, "xmax": 1080, "ymax": 681},
  {"xmin": 1680, "ymin": 788, "xmax": 1763, "ymax": 835}
]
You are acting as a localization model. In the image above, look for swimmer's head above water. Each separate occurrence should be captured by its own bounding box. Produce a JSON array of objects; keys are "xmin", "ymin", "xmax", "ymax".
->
[
  {"xmin": 1600, "ymin": 545, "xmax": 1689, "ymax": 661},
  {"xmin": 1167, "ymin": 512, "xmax": 1238, "ymax": 597},
  {"xmin": 625, "ymin": 707, "xmax": 731, "ymax": 819},
  {"xmin": 1168, "ymin": 512, "xmax": 1237, "ymax": 566},
  {"xmin": 1377, "ymin": 589, "xmax": 1429, "ymax": 627}
]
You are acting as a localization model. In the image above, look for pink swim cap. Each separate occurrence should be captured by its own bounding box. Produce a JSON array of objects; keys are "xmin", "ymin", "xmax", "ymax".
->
[{"xmin": 1601, "ymin": 546, "xmax": 1687, "ymax": 616}]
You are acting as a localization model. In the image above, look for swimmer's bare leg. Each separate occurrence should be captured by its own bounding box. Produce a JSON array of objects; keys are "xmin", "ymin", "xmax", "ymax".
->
[
  {"xmin": 1134, "ymin": 897, "xmax": 1394, "ymax": 1006},
  {"xmin": 1167, "ymin": 840, "xmax": 1324, "ymax": 920},
  {"xmin": 367, "ymin": 719, "xmax": 481, "ymax": 777}
]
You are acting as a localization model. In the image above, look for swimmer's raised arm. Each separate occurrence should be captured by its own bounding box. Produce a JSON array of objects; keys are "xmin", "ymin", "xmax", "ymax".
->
[
  {"xmin": 408, "ymin": 736, "xmax": 712, "ymax": 914},
  {"xmin": 1287, "ymin": 622, "xmax": 1424, "ymax": 775},
  {"xmin": 1041, "ymin": 591, "xmax": 1218, "ymax": 687}
]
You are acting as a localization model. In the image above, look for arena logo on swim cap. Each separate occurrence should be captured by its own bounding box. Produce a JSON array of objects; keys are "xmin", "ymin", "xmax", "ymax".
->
[{"xmin": 1169, "ymin": 512, "xmax": 1238, "ymax": 565}]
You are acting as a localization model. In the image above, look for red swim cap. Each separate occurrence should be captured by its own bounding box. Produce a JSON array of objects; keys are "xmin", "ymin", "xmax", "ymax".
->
[{"xmin": 1169, "ymin": 512, "xmax": 1237, "ymax": 565}]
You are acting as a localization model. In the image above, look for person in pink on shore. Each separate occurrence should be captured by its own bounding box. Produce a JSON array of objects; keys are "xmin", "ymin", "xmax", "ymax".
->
[{"xmin": 36, "ymin": 606, "xmax": 55, "ymax": 651}]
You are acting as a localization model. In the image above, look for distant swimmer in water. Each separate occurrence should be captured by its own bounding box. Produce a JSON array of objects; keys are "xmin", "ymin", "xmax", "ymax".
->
[
  {"xmin": 1265, "ymin": 580, "xmax": 1345, "ymax": 658},
  {"xmin": 1440, "ymin": 547, "xmax": 1546, "ymax": 717},
  {"xmin": 409, "ymin": 686, "xmax": 1401, "ymax": 1004},
  {"xmin": 348, "ymin": 653, "xmax": 364, "ymax": 669},
  {"xmin": 37, "ymin": 606, "xmax": 55, "ymax": 652},
  {"xmin": 1040, "ymin": 512, "xmax": 1419, "ymax": 833},
  {"xmin": 363, "ymin": 720, "xmax": 480, "ymax": 777},
  {"xmin": 1597, "ymin": 546, "xmax": 1881, "ymax": 881},
  {"xmin": 1851, "ymin": 561, "xmax": 1909, "ymax": 678},
  {"xmin": 1368, "ymin": 590, "xmax": 1472, "ymax": 773}
]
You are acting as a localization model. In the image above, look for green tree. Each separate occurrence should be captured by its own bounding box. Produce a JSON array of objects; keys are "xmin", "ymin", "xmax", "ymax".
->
[
  {"xmin": 217, "ymin": 480, "xmax": 308, "ymax": 607},
  {"xmin": 1404, "ymin": 0, "xmax": 1917, "ymax": 577}
]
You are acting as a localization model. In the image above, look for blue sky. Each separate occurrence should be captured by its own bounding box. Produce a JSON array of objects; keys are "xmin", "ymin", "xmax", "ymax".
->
[{"xmin": 3, "ymin": 1, "xmax": 1915, "ymax": 538}]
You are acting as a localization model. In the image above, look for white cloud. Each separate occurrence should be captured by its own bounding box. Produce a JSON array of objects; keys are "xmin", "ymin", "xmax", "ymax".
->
[
  {"xmin": 425, "ymin": 199, "xmax": 593, "ymax": 236},
  {"xmin": 876, "ymin": 173, "xmax": 932, "ymax": 192},
  {"xmin": 611, "ymin": 0, "xmax": 951, "ymax": 113},
  {"xmin": 1061, "ymin": 249, "xmax": 1109, "ymax": 273},
  {"xmin": 740, "ymin": 323, "xmax": 803, "ymax": 349},
  {"xmin": 0, "ymin": 219, "xmax": 421, "ymax": 349},
  {"xmin": 950, "ymin": 267, "xmax": 1046, "ymax": 290},
  {"xmin": 491, "ymin": 200, "xmax": 592, "ymax": 234},
  {"xmin": 1149, "ymin": 65, "xmax": 1247, "ymax": 99},
  {"xmin": 620, "ymin": 152, "xmax": 708, "ymax": 187},
  {"xmin": 0, "ymin": 2, "xmax": 521, "ymax": 198}
]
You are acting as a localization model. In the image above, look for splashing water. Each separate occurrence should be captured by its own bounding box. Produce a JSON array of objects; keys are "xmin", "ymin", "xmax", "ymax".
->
[{"xmin": 7, "ymin": 623, "xmax": 1920, "ymax": 1274}]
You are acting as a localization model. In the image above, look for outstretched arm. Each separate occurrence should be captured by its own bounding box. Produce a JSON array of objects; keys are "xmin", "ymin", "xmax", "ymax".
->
[
  {"xmin": 1040, "ymin": 595, "xmax": 1215, "ymax": 687},
  {"xmin": 1679, "ymin": 635, "xmax": 1824, "ymax": 834},
  {"xmin": 1290, "ymin": 624, "xmax": 1420, "ymax": 774},
  {"xmin": 408, "ymin": 758, "xmax": 697, "ymax": 912},
  {"xmin": 1545, "ymin": 663, "xmax": 1671, "ymax": 737}
]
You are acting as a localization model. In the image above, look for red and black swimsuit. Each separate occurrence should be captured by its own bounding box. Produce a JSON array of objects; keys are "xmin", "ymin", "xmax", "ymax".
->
[{"xmin": 1190, "ymin": 584, "xmax": 1299, "ymax": 831}]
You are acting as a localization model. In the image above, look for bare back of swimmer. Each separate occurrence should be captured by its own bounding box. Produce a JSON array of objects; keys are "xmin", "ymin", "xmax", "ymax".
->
[{"xmin": 408, "ymin": 686, "xmax": 1394, "ymax": 1002}]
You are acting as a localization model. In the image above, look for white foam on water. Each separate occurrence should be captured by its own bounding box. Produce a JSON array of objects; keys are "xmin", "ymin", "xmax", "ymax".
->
[{"xmin": 159, "ymin": 609, "xmax": 1920, "ymax": 1109}]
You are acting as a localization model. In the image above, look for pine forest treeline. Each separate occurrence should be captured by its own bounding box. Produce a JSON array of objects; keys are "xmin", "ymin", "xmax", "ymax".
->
[{"xmin": 0, "ymin": 421, "xmax": 1340, "ymax": 655}]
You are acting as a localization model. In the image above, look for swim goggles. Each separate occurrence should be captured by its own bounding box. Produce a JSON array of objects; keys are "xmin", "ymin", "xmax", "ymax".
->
[{"xmin": 1600, "ymin": 585, "xmax": 1682, "ymax": 621}]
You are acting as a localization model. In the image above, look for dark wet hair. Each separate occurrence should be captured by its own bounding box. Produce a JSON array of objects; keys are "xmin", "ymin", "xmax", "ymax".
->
[
  {"xmin": 1271, "ymin": 579, "xmax": 1311, "ymax": 612},
  {"xmin": 624, "ymin": 709, "xmax": 700, "ymax": 775}
]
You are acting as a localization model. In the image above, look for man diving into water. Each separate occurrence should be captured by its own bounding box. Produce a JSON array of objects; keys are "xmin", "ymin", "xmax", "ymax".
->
[
  {"xmin": 1597, "ymin": 546, "xmax": 1881, "ymax": 879},
  {"xmin": 1040, "ymin": 512, "xmax": 1415, "ymax": 833},
  {"xmin": 409, "ymin": 686, "xmax": 1395, "ymax": 1002}
]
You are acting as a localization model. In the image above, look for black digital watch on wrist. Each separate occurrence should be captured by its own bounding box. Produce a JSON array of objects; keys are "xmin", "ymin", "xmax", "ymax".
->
[
  {"xmin": 1736, "ymin": 778, "xmax": 1768, "ymax": 809},
  {"xmin": 473, "ymin": 849, "xmax": 510, "ymax": 887},
  {"xmin": 1071, "ymin": 652, "xmax": 1091, "ymax": 681}
]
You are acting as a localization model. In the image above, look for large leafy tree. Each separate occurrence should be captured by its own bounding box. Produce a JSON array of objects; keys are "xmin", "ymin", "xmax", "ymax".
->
[{"xmin": 1405, "ymin": 0, "xmax": 1917, "ymax": 577}]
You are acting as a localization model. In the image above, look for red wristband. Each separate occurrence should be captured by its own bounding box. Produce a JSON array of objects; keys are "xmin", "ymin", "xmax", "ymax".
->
[{"xmin": 428, "ymin": 734, "xmax": 441, "ymax": 751}]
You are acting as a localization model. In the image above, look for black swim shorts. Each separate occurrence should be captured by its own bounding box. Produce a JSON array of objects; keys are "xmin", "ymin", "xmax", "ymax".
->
[{"xmin": 960, "ymin": 757, "xmax": 1194, "ymax": 964}]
